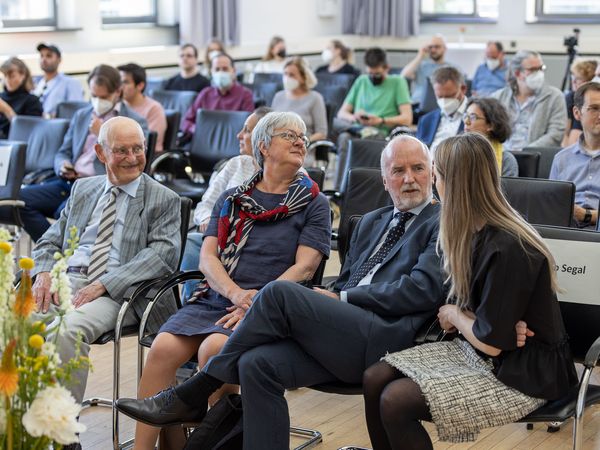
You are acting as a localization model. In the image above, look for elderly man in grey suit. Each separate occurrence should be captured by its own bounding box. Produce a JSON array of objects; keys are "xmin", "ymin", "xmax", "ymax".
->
[
  {"xmin": 20, "ymin": 64, "xmax": 148, "ymax": 242},
  {"xmin": 117, "ymin": 135, "xmax": 445, "ymax": 449},
  {"xmin": 31, "ymin": 116, "xmax": 180, "ymax": 408}
]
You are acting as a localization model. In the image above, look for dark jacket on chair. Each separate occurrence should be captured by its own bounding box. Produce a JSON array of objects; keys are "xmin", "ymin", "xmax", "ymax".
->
[{"xmin": 416, "ymin": 108, "xmax": 464, "ymax": 148}]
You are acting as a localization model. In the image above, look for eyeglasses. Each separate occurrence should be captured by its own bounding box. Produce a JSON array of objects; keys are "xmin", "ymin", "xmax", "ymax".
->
[
  {"xmin": 272, "ymin": 130, "xmax": 310, "ymax": 148},
  {"xmin": 462, "ymin": 113, "xmax": 485, "ymax": 123},
  {"xmin": 583, "ymin": 105, "xmax": 600, "ymax": 115},
  {"xmin": 110, "ymin": 145, "xmax": 145, "ymax": 157},
  {"xmin": 521, "ymin": 64, "xmax": 546, "ymax": 73}
]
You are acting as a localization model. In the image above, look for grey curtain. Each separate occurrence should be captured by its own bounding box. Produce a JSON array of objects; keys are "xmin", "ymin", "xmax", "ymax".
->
[
  {"xmin": 179, "ymin": 0, "xmax": 239, "ymax": 46},
  {"xmin": 341, "ymin": 0, "xmax": 419, "ymax": 38}
]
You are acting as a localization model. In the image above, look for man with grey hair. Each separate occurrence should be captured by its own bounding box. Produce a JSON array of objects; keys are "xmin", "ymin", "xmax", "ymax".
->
[
  {"xmin": 31, "ymin": 116, "xmax": 181, "ymax": 413},
  {"xmin": 416, "ymin": 66, "xmax": 468, "ymax": 152},
  {"xmin": 117, "ymin": 134, "xmax": 445, "ymax": 449},
  {"xmin": 492, "ymin": 49, "xmax": 566, "ymax": 150}
]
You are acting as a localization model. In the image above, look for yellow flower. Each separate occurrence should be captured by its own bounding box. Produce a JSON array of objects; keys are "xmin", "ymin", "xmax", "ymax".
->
[
  {"xmin": 14, "ymin": 269, "xmax": 35, "ymax": 318},
  {"xmin": 28, "ymin": 335, "xmax": 44, "ymax": 350},
  {"xmin": 0, "ymin": 340, "xmax": 19, "ymax": 396},
  {"xmin": 18, "ymin": 257, "xmax": 34, "ymax": 270},
  {"xmin": 32, "ymin": 321, "xmax": 46, "ymax": 333},
  {"xmin": 0, "ymin": 241, "xmax": 11, "ymax": 253}
]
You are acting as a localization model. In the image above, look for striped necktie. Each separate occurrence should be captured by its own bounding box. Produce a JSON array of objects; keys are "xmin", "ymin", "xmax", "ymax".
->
[{"xmin": 87, "ymin": 186, "xmax": 120, "ymax": 282}]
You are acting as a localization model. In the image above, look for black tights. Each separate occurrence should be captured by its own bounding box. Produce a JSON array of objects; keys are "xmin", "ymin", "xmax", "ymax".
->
[{"xmin": 363, "ymin": 361, "xmax": 433, "ymax": 450}]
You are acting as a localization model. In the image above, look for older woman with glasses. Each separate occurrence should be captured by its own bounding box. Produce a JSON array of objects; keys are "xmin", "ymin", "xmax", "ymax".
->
[
  {"xmin": 131, "ymin": 111, "xmax": 331, "ymax": 450},
  {"xmin": 463, "ymin": 97, "xmax": 519, "ymax": 177}
]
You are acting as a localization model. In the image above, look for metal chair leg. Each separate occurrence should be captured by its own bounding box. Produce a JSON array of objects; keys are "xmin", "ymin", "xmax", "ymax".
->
[
  {"xmin": 291, "ymin": 426, "xmax": 323, "ymax": 450},
  {"xmin": 573, "ymin": 366, "xmax": 593, "ymax": 450}
]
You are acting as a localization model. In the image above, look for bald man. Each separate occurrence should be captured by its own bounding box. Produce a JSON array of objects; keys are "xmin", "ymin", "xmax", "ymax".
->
[
  {"xmin": 31, "ymin": 117, "xmax": 181, "ymax": 407},
  {"xmin": 117, "ymin": 136, "xmax": 445, "ymax": 450}
]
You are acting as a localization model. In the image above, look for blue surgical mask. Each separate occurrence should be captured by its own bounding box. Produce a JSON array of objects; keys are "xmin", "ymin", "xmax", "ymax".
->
[{"xmin": 211, "ymin": 71, "xmax": 233, "ymax": 89}]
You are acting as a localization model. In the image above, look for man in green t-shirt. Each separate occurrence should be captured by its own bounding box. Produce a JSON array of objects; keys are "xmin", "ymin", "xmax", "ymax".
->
[{"xmin": 335, "ymin": 47, "xmax": 412, "ymax": 189}]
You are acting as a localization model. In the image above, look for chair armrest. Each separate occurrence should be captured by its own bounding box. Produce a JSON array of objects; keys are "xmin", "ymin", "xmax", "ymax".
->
[
  {"xmin": 321, "ymin": 189, "xmax": 341, "ymax": 199},
  {"xmin": 584, "ymin": 335, "xmax": 600, "ymax": 368},
  {"xmin": 0, "ymin": 200, "xmax": 25, "ymax": 208},
  {"xmin": 308, "ymin": 140, "xmax": 337, "ymax": 152},
  {"xmin": 149, "ymin": 150, "xmax": 190, "ymax": 174}
]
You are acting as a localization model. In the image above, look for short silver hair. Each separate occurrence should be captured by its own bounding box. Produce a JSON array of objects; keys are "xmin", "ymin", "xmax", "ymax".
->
[
  {"xmin": 251, "ymin": 111, "xmax": 307, "ymax": 168},
  {"xmin": 508, "ymin": 49, "xmax": 542, "ymax": 93},
  {"xmin": 97, "ymin": 116, "xmax": 145, "ymax": 150},
  {"xmin": 380, "ymin": 135, "xmax": 431, "ymax": 172}
]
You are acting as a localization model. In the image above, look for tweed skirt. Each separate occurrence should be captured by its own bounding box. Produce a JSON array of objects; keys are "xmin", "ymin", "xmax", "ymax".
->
[{"xmin": 383, "ymin": 338, "xmax": 546, "ymax": 443}]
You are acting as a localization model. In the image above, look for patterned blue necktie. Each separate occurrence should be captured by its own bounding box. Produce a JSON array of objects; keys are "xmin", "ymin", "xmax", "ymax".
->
[{"xmin": 344, "ymin": 211, "xmax": 414, "ymax": 289}]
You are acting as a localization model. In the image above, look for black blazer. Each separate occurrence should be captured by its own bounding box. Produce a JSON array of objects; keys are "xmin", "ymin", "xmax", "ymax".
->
[{"xmin": 334, "ymin": 202, "xmax": 445, "ymax": 365}]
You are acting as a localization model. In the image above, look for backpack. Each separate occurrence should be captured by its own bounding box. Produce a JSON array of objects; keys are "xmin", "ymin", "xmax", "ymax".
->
[{"xmin": 183, "ymin": 394, "xmax": 243, "ymax": 450}]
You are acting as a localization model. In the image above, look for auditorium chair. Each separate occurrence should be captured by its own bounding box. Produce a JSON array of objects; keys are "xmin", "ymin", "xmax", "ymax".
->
[
  {"xmin": 248, "ymin": 81, "xmax": 279, "ymax": 107},
  {"xmin": 523, "ymin": 146, "xmax": 562, "ymax": 179},
  {"xmin": 55, "ymin": 100, "xmax": 90, "ymax": 120},
  {"xmin": 315, "ymin": 72, "xmax": 356, "ymax": 96},
  {"xmin": 163, "ymin": 109, "xmax": 181, "ymax": 152},
  {"xmin": 150, "ymin": 89, "xmax": 197, "ymax": 129},
  {"xmin": 253, "ymin": 72, "xmax": 284, "ymax": 91},
  {"xmin": 0, "ymin": 141, "xmax": 27, "ymax": 228},
  {"xmin": 145, "ymin": 77, "xmax": 165, "ymax": 97},
  {"xmin": 501, "ymin": 177, "xmax": 575, "ymax": 227},
  {"xmin": 509, "ymin": 150, "xmax": 541, "ymax": 178}
]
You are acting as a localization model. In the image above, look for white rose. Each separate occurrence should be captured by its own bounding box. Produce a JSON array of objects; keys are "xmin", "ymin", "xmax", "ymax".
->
[{"xmin": 22, "ymin": 385, "xmax": 86, "ymax": 444}]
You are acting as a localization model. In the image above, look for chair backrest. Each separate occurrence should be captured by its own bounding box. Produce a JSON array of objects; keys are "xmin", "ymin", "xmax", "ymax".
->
[
  {"xmin": 313, "ymin": 84, "xmax": 348, "ymax": 115},
  {"xmin": 189, "ymin": 109, "xmax": 251, "ymax": 175},
  {"xmin": 144, "ymin": 131, "xmax": 157, "ymax": 174},
  {"xmin": 7, "ymin": 116, "xmax": 70, "ymax": 174},
  {"xmin": 145, "ymin": 77, "xmax": 165, "ymax": 97},
  {"xmin": 305, "ymin": 167, "xmax": 325, "ymax": 191},
  {"xmin": 523, "ymin": 146, "xmax": 561, "ymax": 179},
  {"xmin": 179, "ymin": 197, "xmax": 193, "ymax": 265},
  {"xmin": 252, "ymin": 82, "xmax": 279, "ymax": 107},
  {"xmin": 338, "ymin": 168, "xmax": 392, "ymax": 262},
  {"xmin": 315, "ymin": 72, "xmax": 355, "ymax": 95},
  {"xmin": 340, "ymin": 139, "xmax": 386, "ymax": 194},
  {"xmin": 163, "ymin": 109, "xmax": 180, "ymax": 151},
  {"xmin": 0, "ymin": 140, "xmax": 27, "ymax": 227},
  {"xmin": 534, "ymin": 225, "xmax": 600, "ymax": 360},
  {"xmin": 150, "ymin": 90, "xmax": 197, "ymax": 127},
  {"xmin": 253, "ymin": 72, "xmax": 284, "ymax": 90},
  {"xmin": 509, "ymin": 150, "xmax": 540, "ymax": 178},
  {"xmin": 55, "ymin": 101, "xmax": 90, "ymax": 120},
  {"xmin": 501, "ymin": 176, "xmax": 575, "ymax": 227}
]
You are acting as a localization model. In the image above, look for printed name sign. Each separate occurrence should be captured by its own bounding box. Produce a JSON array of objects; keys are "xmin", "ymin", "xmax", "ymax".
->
[
  {"xmin": 544, "ymin": 238, "xmax": 600, "ymax": 306},
  {"xmin": 0, "ymin": 146, "xmax": 11, "ymax": 187}
]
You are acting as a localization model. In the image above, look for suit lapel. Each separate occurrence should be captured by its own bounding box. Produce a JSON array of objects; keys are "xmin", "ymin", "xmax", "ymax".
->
[
  {"xmin": 354, "ymin": 208, "xmax": 394, "ymax": 269},
  {"xmin": 71, "ymin": 178, "xmax": 104, "ymax": 233}
]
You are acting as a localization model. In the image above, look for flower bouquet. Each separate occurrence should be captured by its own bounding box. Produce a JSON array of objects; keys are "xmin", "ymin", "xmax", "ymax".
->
[{"xmin": 0, "ymin": 227, "xmax": 88, "ymax": 449}]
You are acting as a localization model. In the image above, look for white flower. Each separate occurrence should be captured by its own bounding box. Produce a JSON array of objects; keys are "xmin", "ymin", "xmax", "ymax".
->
[
  {"xmin": 49, "ymin": 258, "xmax": 73, "ymax": 313},
  {"xmin": 22, "ymin": 385, "xmax": 86, "ymax": 444},
  {"xmin": 41, "ymin": 341, "xmax": 61, "ymax": 366}
]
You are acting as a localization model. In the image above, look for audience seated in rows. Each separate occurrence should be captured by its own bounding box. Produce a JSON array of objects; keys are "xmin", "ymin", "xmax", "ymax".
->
[
  {"xmin": 179, "ymin": 106, "xmax": 272, "ymax": 299},
  {"xmin": 492, "ymin": 50, "xmax": 566, "ymax": 150},
  {"xmin": 163, "ymin": 43, "xmax": 211, "ymax": 93},
  {"xmin": 116, "ymin": 134, "xmax": 445, "ymax": 449},
  {"xmin": 463, "ymin": 97, "xmax": 519, "ymax": 177},
  {"xmin": 179, "ymin": 53, "xmax": 254, "ymax": 146},
  {"xmin": 563, "ymin": 58, "xmax": 597, "ymax": 147},
  {"xmin": 129, "ymin": 111, "xmax": 331, "ymax": 449},
  {"xmin": 362, "ymin": 133, "xmax": 577, "ymax": 449},
  {"xmin": 416, "ymin": 66, "xmax": 467, "ymax": 152},
  {"xmin": 316, "ymin": 39, "xmax": 360, "ymax": 77},
  {"xmin": 118, "ymin": 63, "xmax": 167, "ymax": 152},
  {"xmin": 33, "ymin": 43, "xmax": 84, "ymax": 118},
  {"xmin": 335, "ymin": 47, "xmax": 412, "ymax": 189},
  {"xmin": 550, "ymin": 82, "xmax": 600, "ymax": 229},
  {"xmin": 201, "ymin": 38, "xmax": 226, "ymax": 78},
  {"xmin": 19, "ymin": 64, "xmax": 148, "ymax": 242},
  {"xmin": 271, "ymin": 57, "xmax": 328, "ymax": 143},
  {"xmin": 31, "ymin": 116, "xmax": 181, "ymax": 409},
  {"xmin": 471, "ymin": 41, "xmax": 508, "ymax": 97},
  {"xmin": 0, "ymin": 57, "xmax": 43, "ymax": 138},
  {"xmin": 401, "ymin": 34, "xmax": 455, "ymax": 105},
  {"xmin": 252, "ymin": 35, "xmax": 287, "ymax": 80}
]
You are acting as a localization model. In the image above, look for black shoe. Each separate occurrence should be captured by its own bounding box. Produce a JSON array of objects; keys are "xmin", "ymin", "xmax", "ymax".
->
[
  {"xmin": 61, "ymin": 444, "xmax": 82, "ymax": 450},
  {"xmin": 115, "ymin": 387, "xmax": 207, "ymax": 427}
]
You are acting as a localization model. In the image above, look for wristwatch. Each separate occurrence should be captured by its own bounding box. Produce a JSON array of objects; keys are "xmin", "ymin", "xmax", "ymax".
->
[{"xmin": 582, "ymin": 208, "xmax": 592, "ymax": 226}]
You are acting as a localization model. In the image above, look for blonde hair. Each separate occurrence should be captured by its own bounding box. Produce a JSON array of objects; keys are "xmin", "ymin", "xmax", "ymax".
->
[
  {"xmin": 570, "ymin": 58, "xmax": 598, "ymax": 82},
  {"xmin": 264, "ymin": 36, "xmax": 284, "ymax": 61},
  {"xmin": 284, "ymin": 57, "xmax": 317, "ymax": 89},
  {"xmin": 434, "ymin": 133, "xmax": 559, "ymax": 309}
]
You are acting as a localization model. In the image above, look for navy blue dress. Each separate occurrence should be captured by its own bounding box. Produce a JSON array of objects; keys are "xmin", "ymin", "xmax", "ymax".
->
[{"xmin": 159, "ymin": 187, "xmax": 331, "ymax": 337}]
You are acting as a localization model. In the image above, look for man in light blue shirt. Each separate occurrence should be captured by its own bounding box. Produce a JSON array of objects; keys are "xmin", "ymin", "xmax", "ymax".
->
[
  {"xmin": 33, "ymin": 43, "xmax": 84, "ymax": 117},
  {"xmin": 550, "ymin": 82, "xmax": 600, "ymax": 228},
  {"xmin": 471, "ymin": 41, "xmax": 508, "ymax": 97}
]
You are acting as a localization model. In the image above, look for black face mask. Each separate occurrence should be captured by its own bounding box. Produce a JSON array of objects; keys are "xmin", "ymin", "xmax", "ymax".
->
[
  {"xmin": 276, "ymin": 49, "xmax": 287, "ymax": 58},
  {"xmin": 369, "ymin": 73, "xmax": 384, "ymax": 86}
]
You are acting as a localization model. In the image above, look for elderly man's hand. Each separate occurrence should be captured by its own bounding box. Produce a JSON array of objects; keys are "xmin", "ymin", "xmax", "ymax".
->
[
  {"xmin": 313, "ymin": 287, "xmax": 340, "ymax": 300},
  {"xmin": 72, "ymin": 280, "xmax": 106, "ymax": 308},
  {"xmin": 216, "ymin": 306, "xmax": 246, "ymax": 330},
  {"xmin": 33, "ymin": 272, "xmax": 59, "ymax": 314},
  {"xmin": 230, "ymin": 288, "xmax": 257, "ymax": 311}
]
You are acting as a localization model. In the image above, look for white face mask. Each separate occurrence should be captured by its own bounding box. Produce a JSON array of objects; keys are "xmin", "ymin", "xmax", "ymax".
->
[
  {"xmin": 525, "ymin": 71, "xmax": 545, "ymax": 92},
  {"xmin": 592, "ymin": 76, "xmax": 600, "ymax": 83},
  {"xmin": 91, "ymin": 97, "xmax": 114, "ymax": 116},
  {"xmin": 211, "ymin": 71, "xmax": 233, "ymax": 90},
  {"xmin": 437, "ymin": 97, "xmax": 460, "ymax": 116},
  {"xmin": 486, "ymin": 58, "xmax": 500, "ymax": 71},
  {"xmin": 321, "ymin": 49, "xmax": 333, "ymax": 63},
  {"xmin": 283, "ymin": 75, "xmax": 300, "ymax": 91}
]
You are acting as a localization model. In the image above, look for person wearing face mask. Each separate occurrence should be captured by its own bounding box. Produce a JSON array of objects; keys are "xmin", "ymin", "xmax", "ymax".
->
[
  {"xmin": 163, "ymin": 43, "xmax": 211, "ymax": 93},
  {"xmin": 271, "ymin": 57, "xmax": 327, "ymax": 145},
  {"xmin": 562, "ymin": 58, "xmax": 597, "ymax": 147},
  {"xmin": 0, "ymin": 57, "xmax": 43, "ymax": 138},
  {"xmin": 202, "ymin": 38, "xmax": 226, "ymax": 78},
  {"xmin": 492, "ymin": 50, "xmax": 566, "ymax": 151},
  {"xmin": 179, "ymin": 54, "xmax": 254, "ymax": 146},
  {"xmin": 251, "ymin": 36, "xmax": 288, "ymax": 82},
  {"xmin": 17, "ymin": 64, "xmax": 148, "ymax": 242},
  {"xmin": 471, "ymin": 41, "xmax": 508, "ymax": 97},
  {"xmin": 315, "ymin": 40, "xmax": 360, "ymax": 77},
  {"xmin": 416, "ymin": 66, "xmax": 468, "ymax": 153}
]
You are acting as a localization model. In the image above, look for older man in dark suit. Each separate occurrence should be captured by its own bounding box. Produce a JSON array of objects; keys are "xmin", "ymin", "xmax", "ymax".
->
[
  {"xmin": 31, "ymin": 116, "xmax": 180, "ymax": 409},
  {"xmin": 117, "ymin": 134, "xmax": 444, "ymax": 449},
  {"xmin": 19, "ymin": 64, "xmax": 148, "ymax": 242}
]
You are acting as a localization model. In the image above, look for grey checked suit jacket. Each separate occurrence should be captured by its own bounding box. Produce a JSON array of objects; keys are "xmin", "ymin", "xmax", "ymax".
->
[{"xmin": 32, "ymin": 173, "xmax": 181, "ymax": 332}]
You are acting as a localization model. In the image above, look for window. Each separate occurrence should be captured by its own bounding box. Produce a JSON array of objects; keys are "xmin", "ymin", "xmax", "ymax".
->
[
  {"xmin": 0, "ymin": 0, "xmax": 56, "ymax": 28},
  {"xmin": 420, "ymin": 0, "xmax": 498, "ymax": 21},
  {"xmin": 100, "ymin": 0, "xmax": 157, "ymax": 25},
  {"xmin": 528, "ymin": 0, "xmax": 600, "ymax": 23}
]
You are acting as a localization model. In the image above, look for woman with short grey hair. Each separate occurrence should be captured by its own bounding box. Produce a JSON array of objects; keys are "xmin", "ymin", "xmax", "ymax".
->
[{"xmin": 251, "ymin": 111, "xmax": 307, "ymax": 167}]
